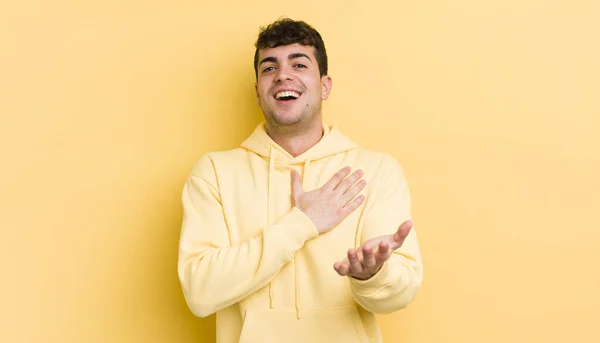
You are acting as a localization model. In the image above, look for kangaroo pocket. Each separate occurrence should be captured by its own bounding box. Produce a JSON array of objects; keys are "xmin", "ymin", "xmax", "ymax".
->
[{"xmin": 239, "ymin": 306, "xmax": 369, "ymax": 343}]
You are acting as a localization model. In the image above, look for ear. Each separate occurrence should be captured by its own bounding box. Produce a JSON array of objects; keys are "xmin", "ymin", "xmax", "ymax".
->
[
  {"xmin": 321, "ymin": 75, "xmax": 333, "ymax": 100},
  {"xmin": 255, "ymin": 83, "xmax": 260, "ymax": 106}
]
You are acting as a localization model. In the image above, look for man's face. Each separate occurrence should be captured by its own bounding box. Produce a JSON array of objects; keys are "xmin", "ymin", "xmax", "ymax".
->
[{"xmin": 255, "ymin": 43, "xmax": 332, "ymax": 127}]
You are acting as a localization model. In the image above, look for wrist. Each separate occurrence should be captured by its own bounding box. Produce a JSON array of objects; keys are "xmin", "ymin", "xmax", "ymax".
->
[{"xmin": 296, "ymin": 208, "xmax": 325, "ymax": 234}]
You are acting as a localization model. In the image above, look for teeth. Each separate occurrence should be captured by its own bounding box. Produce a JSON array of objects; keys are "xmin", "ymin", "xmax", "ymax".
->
[{"xmin": 276, "ymin": 91, "xmax": 300, "ymax": 99}]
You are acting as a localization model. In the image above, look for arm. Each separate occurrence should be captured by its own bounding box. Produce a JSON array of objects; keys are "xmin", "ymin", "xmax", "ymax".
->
[
  {"xmin": 177, "ymin": 156, "xmax": 319, "ymax": 318},
  {"xmin": 348, "ymin": 155, "xmax": 423, "ymax": 314}
]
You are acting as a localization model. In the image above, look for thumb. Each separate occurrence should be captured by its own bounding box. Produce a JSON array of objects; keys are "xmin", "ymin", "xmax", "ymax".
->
[
  {"xmin": 291, "ymin": 170, "xmax": 304, "ymax": 199},
  {"xmin": 390, "ymin": 220, "xmax": 413, "ymax": 249}
]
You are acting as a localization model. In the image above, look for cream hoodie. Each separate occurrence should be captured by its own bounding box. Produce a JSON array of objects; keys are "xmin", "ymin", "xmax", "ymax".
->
[{"xmin": 178, "ymin": 122, "xmax": 423, "ymax": 343}]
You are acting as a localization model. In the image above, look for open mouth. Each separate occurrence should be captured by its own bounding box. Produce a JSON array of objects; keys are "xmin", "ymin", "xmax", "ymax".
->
[{"xmin": 274, "ymin": 90, "xmax": 301, "ymax": 101}]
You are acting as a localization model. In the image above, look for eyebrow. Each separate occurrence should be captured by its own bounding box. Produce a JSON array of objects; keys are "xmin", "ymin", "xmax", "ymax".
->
[
  {"xmin": 258, "ymin": 53, "xmax": 312, "ymax": 67},
  {"xmin": 289, "ymin": 53, "xmax": 311, "ymax": 61}
]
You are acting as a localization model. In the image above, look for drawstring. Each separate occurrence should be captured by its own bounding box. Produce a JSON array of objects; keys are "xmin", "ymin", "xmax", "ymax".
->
[
  {"xmin": 267, "ymin": 146, "xmax": 311, "ymax": 320},
  {"xmin": 294, "ymin": 159, "xmax": 311, "ymax": 319},
  {"xmin": 268, "ymin": 146, "xmax": 276, "ymax": 309}
]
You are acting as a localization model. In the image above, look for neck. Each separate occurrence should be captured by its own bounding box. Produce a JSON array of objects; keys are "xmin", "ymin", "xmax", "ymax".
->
[{"xmin": 265, "ymin": 120, "xmax": 324, "ymax": 157}]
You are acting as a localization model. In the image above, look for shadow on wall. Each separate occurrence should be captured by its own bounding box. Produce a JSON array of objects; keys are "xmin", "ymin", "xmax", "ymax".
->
[{"xmin": 160, "ymin": 47, "xmax": 263, "ymax": 341}]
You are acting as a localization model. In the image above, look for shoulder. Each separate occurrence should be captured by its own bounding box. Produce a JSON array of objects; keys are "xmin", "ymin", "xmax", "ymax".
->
[
  {"xmin": 353, "ymin": 148, "xmax": 405, "ymax": 175},
  {"xmin": 347, "ymin": 148, "xmax": 409, "ymax": 193},
  {"xmin": 188, "ymin": 148, "xmax": 248, "ymax": 182}
]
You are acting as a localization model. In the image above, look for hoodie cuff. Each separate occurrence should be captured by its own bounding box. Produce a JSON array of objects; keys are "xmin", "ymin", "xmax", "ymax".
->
[
  {"xmin": 348, "ymin": 258, "xmax": 403, "ymax": 296},
  {"xmin": 272, "ymin": 207, "xmax": 319, "ymax": 259}
]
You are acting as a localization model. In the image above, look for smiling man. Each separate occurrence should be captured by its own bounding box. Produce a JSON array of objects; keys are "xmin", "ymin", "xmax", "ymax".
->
[{"xmin": 177, "ymin": 18, "xmax": 423, "ymax": 343}]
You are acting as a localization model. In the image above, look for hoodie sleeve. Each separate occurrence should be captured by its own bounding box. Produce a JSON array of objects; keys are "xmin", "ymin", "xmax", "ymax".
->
[
  {"xmin": 177, "ymin": 155, "xmax": 319, "ymax": 318},
  {"xmin": 348, "ymin": 154, "xmax": 423, "ymax": 314}
]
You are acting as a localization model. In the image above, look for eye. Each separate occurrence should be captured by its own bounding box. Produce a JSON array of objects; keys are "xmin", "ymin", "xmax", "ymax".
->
[
  {"xmin": 295, "ymin": 64, "xmax": 307, "ymax": 68},
  {"xmin": 263, "ymin": 66, "xmax": 275, "ymax": 73}
]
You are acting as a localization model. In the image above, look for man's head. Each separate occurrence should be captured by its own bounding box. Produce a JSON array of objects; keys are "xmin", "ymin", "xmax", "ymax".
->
[
  {"xmin": 253, "ymin": 18, "xmax": 328, "ymax": 79},
  {"xmin": 253, "ymin": 18, "xmax": 332, "ymax": 129}
]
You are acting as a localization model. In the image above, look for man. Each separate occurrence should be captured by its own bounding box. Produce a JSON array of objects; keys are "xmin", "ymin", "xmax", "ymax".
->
[{"xmin": 178, "ymin": 18, "xmax": 423, "ymax": 343}]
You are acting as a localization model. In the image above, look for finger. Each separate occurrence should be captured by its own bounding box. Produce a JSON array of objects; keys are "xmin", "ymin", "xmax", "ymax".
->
[
  {"xmin": 341, "ymin": 195, "xmax": 365, "ymax": 216},
  {"xmin": 334, "ymin": 260, "xmax": 349, "ymax": 276},
  {"xmin": 340, "ymin": 261, "xmax": 350, "ymax": 275},
  {"xmin": 334, "ymin": 261, "xmax": 349, "ymax": 276},
  {"xmin": 333, "ymin": 262, "xmax": 342, "ymax": 275},
  {"xmin": 290, "ymin": 170, "xmax": 304, "ymax": 199},
  {"xmin": 374, "ymin": 240, "xmax": 391, "ymax": 266},
  {"xmin": 347, "ymin": 248, "xmax": 362, "ymax": 274},
  {"xmin": 362, "ymin": 244, "xmax": 376, "ymax": 269},
  {"xmin": 391, "ymin": 220, "xmax": 413, "ymax": 250},
  {"xmin": 340, "ymin": 179, "xmax": 366, "ymax": 204},
  {"xmin": 323, "ymin": 166, "xmax": 351, "ymax": 190},
  {"xmin": 335, "ymin": 169, "xmax": 363, "ymax": 194}
]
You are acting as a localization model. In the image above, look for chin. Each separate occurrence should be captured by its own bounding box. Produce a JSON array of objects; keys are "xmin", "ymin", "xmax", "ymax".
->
[{"xmin": 270, "ymin": 113, "xmax": 304, "ymax": 126}]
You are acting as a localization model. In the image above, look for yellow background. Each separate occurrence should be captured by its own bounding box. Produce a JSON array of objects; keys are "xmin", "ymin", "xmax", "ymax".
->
[{"xmin": 2, "ymin": 1, "xmax": 599, "ymax": 342}]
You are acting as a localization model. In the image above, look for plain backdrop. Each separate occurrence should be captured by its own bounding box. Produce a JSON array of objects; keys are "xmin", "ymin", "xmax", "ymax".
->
[{"xmin": 1, "ymin": 1, "xmax": 599, "ymax": 342}]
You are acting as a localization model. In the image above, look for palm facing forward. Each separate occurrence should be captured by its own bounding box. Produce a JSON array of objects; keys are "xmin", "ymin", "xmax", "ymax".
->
[{"xmin": 333, "ymin": 220, "xmax": 413, "ymax": 280}]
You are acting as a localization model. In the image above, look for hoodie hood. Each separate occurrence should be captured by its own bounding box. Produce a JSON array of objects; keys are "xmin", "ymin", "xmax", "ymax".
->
[
  {"xmin": 240, "ymin": 121, "xmax": 358, "ymax": 319},
  {"xmin": 241, "ymin": 122, "xmax": 358, "ymax": 164}
]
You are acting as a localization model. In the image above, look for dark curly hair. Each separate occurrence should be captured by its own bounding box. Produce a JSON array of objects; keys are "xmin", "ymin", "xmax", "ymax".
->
[{"xmin": 253, "ymin": 18, "xmax": 328, "ymax": 79}]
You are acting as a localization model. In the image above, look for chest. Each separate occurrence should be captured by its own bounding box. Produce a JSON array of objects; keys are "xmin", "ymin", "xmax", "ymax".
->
[{"xmin": 216, "ymin": 159, "xmax": 372, "ymax": 252}]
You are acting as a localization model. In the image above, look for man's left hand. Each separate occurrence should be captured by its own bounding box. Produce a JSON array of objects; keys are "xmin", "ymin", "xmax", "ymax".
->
[{"xmin": 333, "ymin": 220, "xmax": 413, "ymax": 280}]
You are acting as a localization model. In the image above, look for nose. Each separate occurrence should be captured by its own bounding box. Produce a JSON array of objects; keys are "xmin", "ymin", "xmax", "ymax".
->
[{"xmin": 275, "ymin": 65, "xmax": 293, "ymax": 82}]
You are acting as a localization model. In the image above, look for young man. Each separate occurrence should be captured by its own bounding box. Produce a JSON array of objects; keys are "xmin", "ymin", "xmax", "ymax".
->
[{"xmin": 178, "ymin": 18, "xmax": 423, "ymax": 343}]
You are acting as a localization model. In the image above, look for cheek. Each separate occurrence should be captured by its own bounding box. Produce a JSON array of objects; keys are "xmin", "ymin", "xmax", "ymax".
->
[
  {"xmin": 257, "ymin": 87, "xmax": 269, "ymax": 99},
  {"xmin": 256, "ymin": 79, "xmax": 269, "ymax": 96},
  {"xmin": 308, "ymin": 77, "xmax": 323, "ymax": 94}
]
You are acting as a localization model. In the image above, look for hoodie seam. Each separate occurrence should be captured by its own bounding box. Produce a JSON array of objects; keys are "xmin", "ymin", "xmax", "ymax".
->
[
  {"xmin": 190, "ymin": 155, "xmax": 233, "ymax": 247},
  {"xmin": 351, "ymin": 275, "xmax": 402, "ymax": 297},
  {"xmin": 189, "ymin": 175, "xmax": 219, "ymax": 197}
]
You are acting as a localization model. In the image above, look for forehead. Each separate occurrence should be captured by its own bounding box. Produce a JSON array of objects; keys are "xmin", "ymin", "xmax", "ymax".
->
[{"xmin": 258, "ymin": 43, "xmax": 316, "ymax": 61}]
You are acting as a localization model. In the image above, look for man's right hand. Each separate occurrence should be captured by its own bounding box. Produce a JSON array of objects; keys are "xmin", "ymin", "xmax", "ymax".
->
[{"xmin": 291, "ymin": 166, "xmax": 366, "ymax": 234}]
